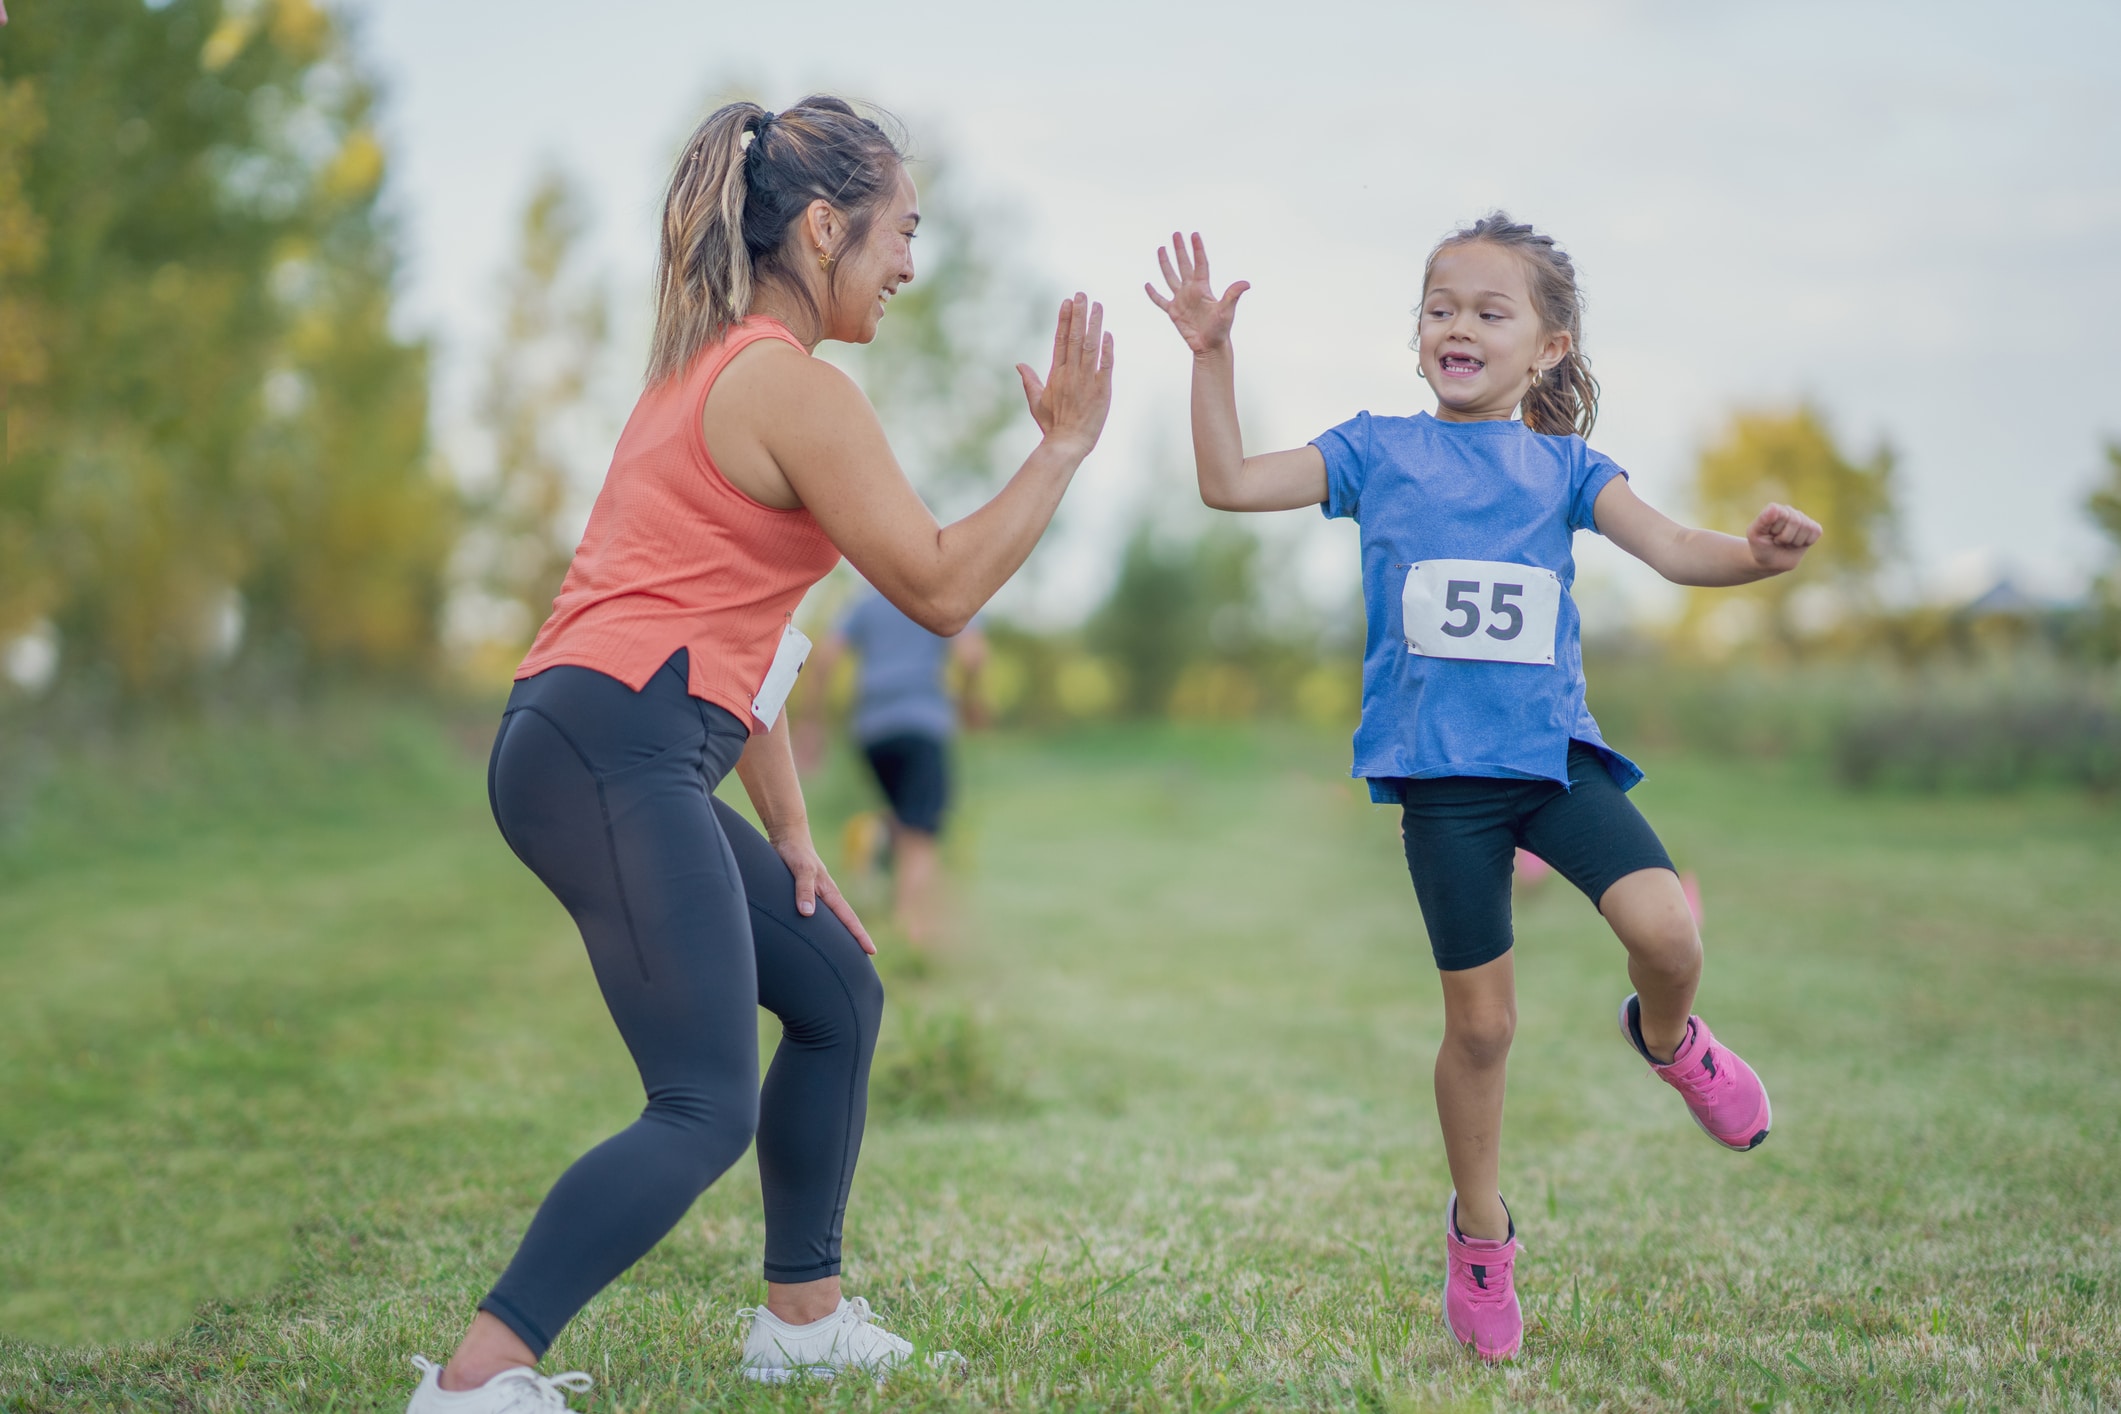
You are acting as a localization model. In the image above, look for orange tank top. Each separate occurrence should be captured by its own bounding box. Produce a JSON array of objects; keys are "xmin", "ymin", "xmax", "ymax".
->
[{"xmin": 516, "ymin": 317, "xmax": 841, "ymax": 730}]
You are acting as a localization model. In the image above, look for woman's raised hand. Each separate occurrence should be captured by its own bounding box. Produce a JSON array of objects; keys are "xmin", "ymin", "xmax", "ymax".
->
[
  {"xmin": 1145, "ymin": 232, "xmax": 1250, "ymax": 357},
  {"xmin": 1016, "ymin": 293, "xmax": 1114, "ymax": 457}
]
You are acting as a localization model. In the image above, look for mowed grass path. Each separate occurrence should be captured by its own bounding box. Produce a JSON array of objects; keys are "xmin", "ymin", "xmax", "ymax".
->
[{"xmin": 1, "ymin": 713, "xmax": 2117, "ymax": 1410}]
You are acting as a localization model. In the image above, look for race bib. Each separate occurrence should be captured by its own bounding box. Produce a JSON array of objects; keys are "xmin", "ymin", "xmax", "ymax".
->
[
  {"xmin": 1401, "ymin": 559, "xmax": 1562, "ymax": 666},
  {"xmin": 750, "ymin": 622, "xmax": 813, "ymax": 727}
]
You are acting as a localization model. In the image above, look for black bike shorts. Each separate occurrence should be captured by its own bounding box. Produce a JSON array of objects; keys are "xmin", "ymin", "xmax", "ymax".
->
[
  {"xmin": 1383, "ymin": 741, "xmax": 1675, "ymax": 972},
  {"xmin": 861, "ymin": 732, "xmax": 951, "ymax": 835}
]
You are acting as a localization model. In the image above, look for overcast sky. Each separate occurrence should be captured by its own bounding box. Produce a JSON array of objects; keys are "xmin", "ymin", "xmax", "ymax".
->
[{"xmin": 358, "ymin": 0, "xmax": 2121, "ymax": 624}]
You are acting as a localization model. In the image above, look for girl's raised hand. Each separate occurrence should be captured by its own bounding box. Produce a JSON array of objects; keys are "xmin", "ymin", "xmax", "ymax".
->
[
  {"xmin": 1016, "ymin": 292, "xmax": 1115, "ymax": 457},
  {"xmin": 1145, "ymin": 232, "xmax": 1250, "ymax": 356},
  {"xmin": 1746, "ymin": 503, "xmax": 1824, "ymax": 573}
]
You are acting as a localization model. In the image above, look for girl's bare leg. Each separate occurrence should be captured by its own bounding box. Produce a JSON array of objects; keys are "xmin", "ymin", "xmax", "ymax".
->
[
  {"xmin": 891, "ymin": 825, "xmax": 942, "ymax": 945},
  {"xmin": 1597, "ymin": 868, "xmax": 1702, "ymax": 1062},
  {"xmin": 1434, "ymin": 951, "xmax": 1517, "ymax": 1241}
]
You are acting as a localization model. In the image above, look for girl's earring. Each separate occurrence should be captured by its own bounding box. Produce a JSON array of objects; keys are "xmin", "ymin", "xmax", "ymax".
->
[{"xmin": 1529, "ymin": 367, "xmax": 1544, "ymax": 387}]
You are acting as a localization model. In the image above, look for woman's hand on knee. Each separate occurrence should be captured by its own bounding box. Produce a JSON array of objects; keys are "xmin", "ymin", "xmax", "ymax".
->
[{"xmin": 771, "ymin": 827, "xmax": 876, "ymax": 954}]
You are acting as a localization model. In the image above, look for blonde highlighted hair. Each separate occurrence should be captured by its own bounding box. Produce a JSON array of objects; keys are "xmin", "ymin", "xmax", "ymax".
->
[
  {"xmin": 648, "ymin": 95, "xmax": 906, "ymax": 383},
  {"xmin": 1422, "ymin": 212, "xmax": 1601, "ymax": 439}
]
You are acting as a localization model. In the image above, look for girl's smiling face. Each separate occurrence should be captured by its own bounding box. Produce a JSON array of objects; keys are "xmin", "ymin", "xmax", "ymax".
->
[{"xmin": 1416, "ymin": 242, "xmax": 1572, "ymax": 424}]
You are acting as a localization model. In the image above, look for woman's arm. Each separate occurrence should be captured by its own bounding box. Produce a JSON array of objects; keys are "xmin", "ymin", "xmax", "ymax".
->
[
  {"xmin": 728, "ymin": 296, "xmax": 1114, "ymax": 637},
  {"xmin": 734, "ymin": 712, "xmax": 875, "ymax": 954},
  {"xmin": 1147, "ymin": 233, "xmax": 1327, "ymax": 513},
  {"xmin": 1594, "ymin": 477, "xmax": 1823, "ymax": 586}
]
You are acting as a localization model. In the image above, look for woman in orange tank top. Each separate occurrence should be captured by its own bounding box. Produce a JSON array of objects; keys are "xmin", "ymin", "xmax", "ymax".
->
[{"xmin": 406, "ymin": 97, "xmax": 1113, "ymax": 1411}]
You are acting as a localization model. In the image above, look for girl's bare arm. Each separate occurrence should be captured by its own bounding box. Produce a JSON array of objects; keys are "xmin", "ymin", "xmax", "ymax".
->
[
  {"xmin": 1594, "ymin": 477, "xmax": 1822, "ymax": 587},
  {"xmin": 1148, "ymin": 233, "xmax": 1327, "ymax": 513}
]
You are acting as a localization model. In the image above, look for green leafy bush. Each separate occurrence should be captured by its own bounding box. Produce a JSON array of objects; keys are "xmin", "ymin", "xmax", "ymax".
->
[
  {"xmin": 1832, "ymin": 693, "xmax": 2121, "ymax": 792},
  {"xmin": 871, "ymin": 1004, "xmax": 1023, "ymax": 1120},
  {"xmin": 1587, "ymin": 652, "xmax": 2121, "ymax": 795}
]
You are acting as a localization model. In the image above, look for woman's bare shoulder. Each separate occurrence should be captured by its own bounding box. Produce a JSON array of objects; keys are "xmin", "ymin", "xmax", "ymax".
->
[
  {"xmin": 717, "ymin": 336, "xmax": 864, "ymax": 410},
  {"xmin": 704, "ymin": 334, "xmax": 890, "ymax": 496}
]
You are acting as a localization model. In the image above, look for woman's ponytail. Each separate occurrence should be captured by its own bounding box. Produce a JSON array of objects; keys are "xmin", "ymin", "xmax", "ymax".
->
[
  {"xmin": 647, "ymin": 96, "xmax": 906, "ymax": 384},
  {"xmin": 1421, "ymin": 211, "xmax": 1601, "ymax": 440},
  {"xmin": 648, "ymin": 103, "xmax": 767, "ymax": 385}
]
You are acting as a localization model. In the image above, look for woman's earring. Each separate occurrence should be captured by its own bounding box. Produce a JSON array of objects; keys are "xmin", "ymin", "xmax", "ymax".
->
[
  {"xmin": 1529, "ymin": 367, "xmax": 1544, "ymax": 386},
  {"xmin": 817, "ymin": 249, "xmax": 836, "ymax": 272}
]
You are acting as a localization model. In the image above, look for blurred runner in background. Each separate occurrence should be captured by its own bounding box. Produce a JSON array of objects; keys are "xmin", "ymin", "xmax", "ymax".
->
[{"xmin": 801, "ymin": 587, "xmax": 986, "ymax": 946}]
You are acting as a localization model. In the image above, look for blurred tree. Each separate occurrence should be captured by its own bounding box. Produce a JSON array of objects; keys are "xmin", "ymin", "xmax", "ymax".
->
[
  {"xmin": 454, "ymin": 167, "xmax": 607, "ymax": 662},
  {"xmin": 1681, "ymin": 404, "xmax": 1898, "ymax": 654},
  {"xmin": 1088, "ymin": 519, "xmax": 1261, "ymax": 717},
  {"xmin": 2079, "ymin": 439, "xmax": 2121, "ymax": 662},
  {"xmin": 2086, "ymin": 439, "xmax": 2121, "ymax": 552},
  {"xmin": 0, "ymin": 69, "xmax": 48, "ymax": 639},
  {"xmin": 1, "ymin": 0, "xmax": 445, "ymax": 694},
  {"xmin": 241, "ymin": 36, "xmax": 452, "ymax": 682}
]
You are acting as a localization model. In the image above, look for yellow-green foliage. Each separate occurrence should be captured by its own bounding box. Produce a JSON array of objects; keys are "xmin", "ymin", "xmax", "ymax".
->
[
  {"xmin": 0, "ymin": 72, "xmax": 50, "ymax": 639},
  {"xmin": 1681, "ymin": 404, "xmax": 1898, "ymax": 655},
  {"xmin": 0, "ymin": 0, "xmax": 449, "ymax": 694},
  {"xmin": 456, "ymin": 168, "xmax": 607, "ymax": 670}
]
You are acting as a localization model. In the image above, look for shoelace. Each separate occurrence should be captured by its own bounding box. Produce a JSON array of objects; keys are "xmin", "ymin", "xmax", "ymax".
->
[
  {"xmin": 1668, "ymin": 1032, "xmax": 1734, "ymax": 1108},
  {"xmin": 409, "ymin": 1356, "xmax": 593, "ymax": 1412},
  {"xmin": 1450, "ymin": 1248, "xmax": 1516, "ymax": 1309}
]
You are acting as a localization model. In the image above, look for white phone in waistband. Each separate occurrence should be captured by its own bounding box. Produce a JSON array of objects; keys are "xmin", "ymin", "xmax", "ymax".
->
[{"xmin": 751, "ymin": 622, "xmax": 813, "ymax": 727}]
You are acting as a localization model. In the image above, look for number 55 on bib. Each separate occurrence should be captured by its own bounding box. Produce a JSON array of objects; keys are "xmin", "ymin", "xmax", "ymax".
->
[{"xmin": 1401, "ymin": 559, "xmax": 1563, "ymax": 666}]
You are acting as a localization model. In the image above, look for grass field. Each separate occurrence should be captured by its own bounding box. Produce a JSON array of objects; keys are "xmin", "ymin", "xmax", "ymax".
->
[{"xmin": 1, "ymin": 708, "xmax": 2117, "ymax": 1411}]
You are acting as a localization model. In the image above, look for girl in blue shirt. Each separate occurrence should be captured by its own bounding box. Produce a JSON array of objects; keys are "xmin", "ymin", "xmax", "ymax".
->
[{"xmin": 1147, "ymin": 215, "xmax": 1822, "ymax": 1363}]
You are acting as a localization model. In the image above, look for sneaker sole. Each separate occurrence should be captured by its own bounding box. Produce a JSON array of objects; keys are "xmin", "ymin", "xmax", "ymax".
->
[
  {"xmin": 745, "ymin": 1366, "xmax": 893, "ymax": 1387},
  {"xmin": 744, "ymin": 1366, "xmax": 834, "ymax": 1384},
  {"xmin": 744, "ymin": 1354, "xmax": 961, "ymax": 1385},
  {"xmin": 1617, "ymin": 997, "xmax": 1772, "ymax": 1152}
]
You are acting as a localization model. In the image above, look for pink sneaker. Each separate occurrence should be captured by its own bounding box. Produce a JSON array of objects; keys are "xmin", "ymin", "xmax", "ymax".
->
[
  {"xmin": 1619, "ymin": 995, "xmax": 1771, "ymax": 1151},
  {"xmin": 1441, "ymin": 1193, "xmax": 1521, "ymax": 1362}
]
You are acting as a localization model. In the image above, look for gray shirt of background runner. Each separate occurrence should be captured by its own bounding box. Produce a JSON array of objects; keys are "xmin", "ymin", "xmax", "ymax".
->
[{"xmin": 839, "ymin": 591, "xmax": 978, "ymax": 746}]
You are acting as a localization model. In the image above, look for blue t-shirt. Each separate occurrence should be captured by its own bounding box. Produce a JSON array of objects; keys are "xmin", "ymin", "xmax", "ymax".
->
[
  {"xmin": 1313, "ymin": 411, "xmax": 1640, "ymax": 802},
  {"xmin": 839, "ymin": 591, "xmax": 976, "ymax": 745}
]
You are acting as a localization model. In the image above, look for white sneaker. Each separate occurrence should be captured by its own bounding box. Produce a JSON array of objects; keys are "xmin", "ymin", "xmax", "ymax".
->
[
  {"xmin": 738, "ymin": 1296, "xmax": 963, "ymax": 1382},
  {"xmin": 404, "ymin": 1355, "xmax": 593, "ymax": 1412}
]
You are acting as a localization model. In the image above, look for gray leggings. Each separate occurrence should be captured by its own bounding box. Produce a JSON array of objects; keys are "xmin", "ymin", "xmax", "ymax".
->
[{"xmin": 479, "ymin": 650, "xmax": 882, "ymax": 1356}]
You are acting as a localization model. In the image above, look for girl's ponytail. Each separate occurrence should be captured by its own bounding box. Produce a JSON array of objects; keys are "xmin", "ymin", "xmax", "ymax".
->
[
  {"xmin": 1421, "ymin": 212, "xmax": 1601, "ymax": 440},
  {"xmin": 648, "ymin": 96, "xmax": 906, "ymax": 384},
  {"xmin": 1521, "ymin": 344, "xmax": 1600, "ymax": 441}
]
